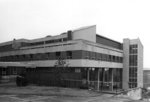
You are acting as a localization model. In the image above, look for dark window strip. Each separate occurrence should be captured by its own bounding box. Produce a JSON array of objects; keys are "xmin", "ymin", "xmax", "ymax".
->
[{"xmin": 0, "ymin": 50, "xmax": 123, "ymax": 63}]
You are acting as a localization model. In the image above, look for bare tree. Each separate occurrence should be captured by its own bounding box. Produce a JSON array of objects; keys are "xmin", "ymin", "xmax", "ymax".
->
[{"xmin": 54, "ymin": 57, "xmax": 69, "ymax": 89}]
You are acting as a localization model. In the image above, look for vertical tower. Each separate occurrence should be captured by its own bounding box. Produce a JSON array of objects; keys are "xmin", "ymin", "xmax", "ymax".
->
[{"xmin": 123, "ymin": 38, "xmax": 143, "ymax": 89}]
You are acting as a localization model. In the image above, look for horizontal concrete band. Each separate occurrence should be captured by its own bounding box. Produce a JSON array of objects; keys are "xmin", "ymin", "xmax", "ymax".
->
[
  {"xmin": 0, "ymin": 40, "xmax": 123, "ymax": 57},
  {"xmin": 18, "ymin": 59, "xmax": 123, "ymax": 68}
]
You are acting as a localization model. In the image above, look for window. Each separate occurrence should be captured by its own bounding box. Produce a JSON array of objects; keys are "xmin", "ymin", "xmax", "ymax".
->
[
  {"xmin": 56, "ymin": 52, "xmax": 61, "ymax": 59},
  {"xmin": 120, "ymin": 57, "xmax": 123, "ymax": 63},
  {"xmin": 57, "ymin": 39, "xmax": 62, "ymax": 42},
  {"xmin": 26, "ymin": 54, "xmax": 30, "ymax": 60},
  {"xmin": 98, "ymin": 53, "xmax": 102, "ymax": 60},
  {"xmin": 113, "ymin": 69, "xmax": 122, "ymax": 82},
  {"xmin": 112, "ymin": 56, "xmax": 115, "ymax": 62},
  {"xmin": 63, "ymin": 38, "xmax": 68, "ymax": 42},
  {"xmin": 45, "ymin": 40, "xmax": 54, "ymax": 44},
  {"xmin": 130, "ymin": 44, "xmax": 138, "ymax": 48},
  {"xmin": 95, "ymin": 53, "xmax": 98, "ymax": 60},
  {"xmin": 34, "ymin": 53, "xmax": 43, "ymax": 60},
  {"xmin": 10, "ymin": 56, "xmax": 15, "ymax": 61},
  {"xmin": 130, "ymin": 44, "xmax": 138, "ymax": 54},
  {"xmin": 129, "ymin": 82, "xmax": 137, "ymax": 88},
  {"xmin": 102, "ymin": 54, "xmax": 107, "ymax": 61},
  {"xmin": 92, "ymin": 52, "xmax": 96, "ymax": 60},
  {"xmin": 116, "ymin": 56, "xmax": 119, "ymax": 62},
  {"xmin": 29, "ymin": 54, "xmax": 33, "ymax": 60},
  {"xmin": 67, "ymin": 51, "xmax": 72, "ymax": 59},
  {"xmin": 2, "ymin": 68, "xmax": 6, "ymax": 75},
  {"xmin": 101, "ymin": 54, "xmax": 104, "ymax": 61},
  {"xmin": 129, "ymin": 55, "xmax": 137, "ymax": 66},
  {"xmin": 12, "ymin": 67, "xmax": 17, "ymax": 75},
  {"xmin": 30, "ymin": 41, "xmax": 44, "ymax": 46},
  {"xmin": 105, "ymin": 55, "xmax": 109, "ymax": 61},
  {"xmin": 108, "ymin": 55, "xmax": 112, "ymax": 62},
  {"xmin": 129, "ymin": 66, "xmax": 138, "ymax": 88},
  {"xmin": 75, "ymin": 68, "xmax": 81, "ymax": 73},
  {"xmin": 16, "ymin": 55, "xmax": 20, "ymax": 61},
  {"xmin": 45, "ymin": 53, "xmax": 50, "ymax": 59},
  {"xmin": 89, "ymin": 52, "xmax": 92, "ymax": 59},
  {"xmin": 22, "ymin": 55, "xmax": 26, "ymax": 60},
  {"xmin": 54, "ymin": 39, "xmax": 59, "ymax": 43},
  {"xmin": 85, "ymin": 51, "xmax": 89, "ymax": 59}
]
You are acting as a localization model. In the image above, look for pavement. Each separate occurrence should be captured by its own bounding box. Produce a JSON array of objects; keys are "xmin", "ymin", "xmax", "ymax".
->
[{"xmin": 0, "ymin": 83, "xmax": 147, "ymax": 102}]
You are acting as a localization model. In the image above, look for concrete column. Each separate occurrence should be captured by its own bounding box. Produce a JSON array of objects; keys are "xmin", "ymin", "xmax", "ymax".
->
[
  {"xmin": 111, "ymin": 69, "xmax": 114, "ymax": 91},
  {"xmin": 123, "ymin": 39, "xmax": 130, "ymax": 89},
  {"xmin": 97, "ymin": 68, "xmax": 100, "ymax": 91},
  {"xmin": 87, "ymin": 68, "xmax": 90, "ymax": 85},
  {"xmin": 102, "ymin": 68, "xmax": 105, "ymax": 91}
]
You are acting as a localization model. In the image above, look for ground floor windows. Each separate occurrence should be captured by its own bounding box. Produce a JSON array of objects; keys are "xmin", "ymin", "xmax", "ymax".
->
[
  {"xmin": 24, "ymin": 67, "xmax": 122, "ymax": 91},
  {"xmin": 0, "ymin": 67, "xmax": 26, "ymax": 83},
  {"xmin": 0, "ymin": 67, "xmax": 122, "ymax": 91},
  {"xmin": 1, "ymin": 68, "xmax": 6, "ymax": 75},
  {"xmin": 75, "ymin": 68, "xmax": 81, "ymax": 73},
  {"xmin": 0, "ymin": 67, "xmax": 25, "ymax": 76}
]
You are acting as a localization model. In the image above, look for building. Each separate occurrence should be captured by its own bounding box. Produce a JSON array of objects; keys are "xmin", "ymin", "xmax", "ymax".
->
[
  {"xmin": 143, "ymin": 69, "xmax": 150, "ymax": 89},
  {"xmin": 0, "ymin": 25, "xmax": 143, "ymax": 91}
]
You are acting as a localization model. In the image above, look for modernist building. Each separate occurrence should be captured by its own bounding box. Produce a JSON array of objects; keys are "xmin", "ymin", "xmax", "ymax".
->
[
  {"xmin": 0, "ymin": 25, "xmax": 143, "ymax": 91},
  {"xmin": 143, "ymin": 69, "xmax": 150, "ymax": 88}
]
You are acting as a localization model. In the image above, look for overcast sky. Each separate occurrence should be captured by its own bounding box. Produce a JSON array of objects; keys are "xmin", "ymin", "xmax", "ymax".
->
[{"xmin": 0, "ymin": 0, "xmax": 149, "ymax": 68}]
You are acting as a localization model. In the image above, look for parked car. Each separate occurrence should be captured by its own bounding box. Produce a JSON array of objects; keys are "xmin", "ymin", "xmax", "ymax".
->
[{"xmin": 16, "ymin": 72, "xmax": 28, "ymax": 86}]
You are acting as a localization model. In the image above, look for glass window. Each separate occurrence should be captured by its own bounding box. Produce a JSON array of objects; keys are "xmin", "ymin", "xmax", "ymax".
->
[
  {"xmin": 116, "ymin": 56, "xmax": 119, "ymax": 62},
  {"xmin": 92, "ymin": 52, "xmax": 96, "ymax": 60},
  {"xmin": 29, "ymin": 54, "xmax": 33, "ymax": 60},
  {"xmin": 45, "ymin": 53, "xmax": 50, "ymax": 59},
  {"xmin": 2, "ymin": 68, "xmax": 6, "ymax": 75},
  {"xmin": 75, "ymin": 68, "xmax": 81, "ymax": 73},
  {"xmin": 12, "ymin": 67, "xmax": 17, "ymax": 75},
  {"xmin": 108, "ymin": 55, "xmax": 112, "ymax": 62},
  {"xmin": 98, "ymin": 53, "xmax": 102, "ymax": 60},
  {"xmin": 56, "ymin": 52, "xmax": 61, "ymax": 59},
  {"xmin": 130, "ymin": 44, "xmax": 138, "ymax": 54},
  {"xmin": 129, "ymin": 55, "xmax": 137, "ymax": 66},
  {"xmin": 102, "ymin": 54, "xmax": 106, "ymax": 61},
  {"xmin": 67, "ymin": 51, "xmax": 72, "ymax": 59},
  {"xmin": 46, "ymin": 40, "xmax": 54, "ymax": 44},
  {"xmin": 112, "ymin": 56, "xmax": 115, "ymax": 62},
  {"xmin": 113, "ymin": 69, "xmax": 122, "ymax": 82},
  {"xmin": 85, "ymin": 51, "xmax": 89, "ymax": 59},
  {"xmin": 63, "ymin": 38, "xmax": 68, "ymax": 42}
]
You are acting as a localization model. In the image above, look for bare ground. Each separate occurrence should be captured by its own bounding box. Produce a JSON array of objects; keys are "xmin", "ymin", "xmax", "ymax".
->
[{"xmin": 0, "ymin": 83, "xmax": 146, "ymax": 102}]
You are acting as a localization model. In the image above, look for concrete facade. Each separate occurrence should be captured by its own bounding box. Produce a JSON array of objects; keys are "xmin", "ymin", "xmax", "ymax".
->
[
  {"xmin": 72, "ymin": 25, "xmax": 96, "ymax": 42},
  {"xmin": 123, "ymin": 39, "xmax": 143, "ymax": 89},
  {"xmin": 122, "ymin": 39, "xmax": 130, "ymax": 89},
  {"xmin": 143, "ymin": 69, "xmax": 150, "ymax": 88}
]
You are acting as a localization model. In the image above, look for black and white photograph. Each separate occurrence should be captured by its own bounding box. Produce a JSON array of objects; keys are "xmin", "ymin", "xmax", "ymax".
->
[{"xmin": 0, "ymin": 0, "xmax": 149, "ymax": 102}]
